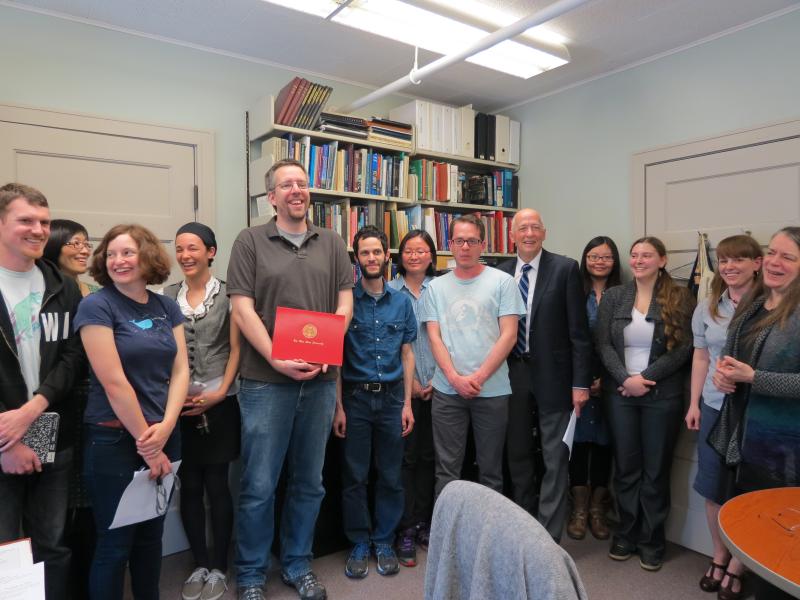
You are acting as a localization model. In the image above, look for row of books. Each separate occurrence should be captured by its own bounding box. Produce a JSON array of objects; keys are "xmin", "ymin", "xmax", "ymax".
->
[
  {"xmin": 306, "ymin": 199, "xmax": 515, "ymax": 257},
  {"xmin": 261, "ymin": 135, "xmax": 410, "ymax": 198},
  {"xmin": 318, "ymin": 112, "xmax": 413, "ymax": 148},
  {"xmin": 409, "ymin": 159, "xmax": 517, "ymax": 207},
  {"xmin": 274, "ymin": 77, "xmax": 333, "ymax": 130},
  {"xmin": 389, "ymin": 99, "xmax": 520, "ymax": 164},
  {"xmin": 421, "ymin": 209, "xmax": 516, "ymax": 255}
]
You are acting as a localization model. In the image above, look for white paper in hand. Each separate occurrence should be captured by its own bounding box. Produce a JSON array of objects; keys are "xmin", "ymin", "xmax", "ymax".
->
[
  {"xmin": 109, "ymin": 460, "xmax": 182, "ymax": 529},
  {"xmin": 562, "ymin": 410, "xmax": 577, "ymax": 458}
]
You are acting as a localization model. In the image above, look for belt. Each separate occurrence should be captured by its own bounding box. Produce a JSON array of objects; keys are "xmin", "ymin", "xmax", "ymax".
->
[
  {"xmin": 96, "ymin": 419, "xmax": 160, "ymax": 429},
  {"xmin": 509, "ymin": 352, "xmax": 532, "ymax": 362},
  {"xmin": 346, "ymin": 381, "xmax": 399, "ymax": 393}
]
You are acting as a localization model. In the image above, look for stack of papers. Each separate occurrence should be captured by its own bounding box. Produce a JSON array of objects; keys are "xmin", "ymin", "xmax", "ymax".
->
[{"xmin": 0, "ymin": 539, "xmax": 45, "ymax": 600}]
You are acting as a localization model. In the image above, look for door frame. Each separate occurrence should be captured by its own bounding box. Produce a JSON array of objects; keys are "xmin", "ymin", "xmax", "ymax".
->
[
  {"xmin": 631, "ymin": 117, "xmax": 800, "ymax": 238},
  {"xmin": 0, "ymin": 102, "xmax": 216, "ymax": 228}
]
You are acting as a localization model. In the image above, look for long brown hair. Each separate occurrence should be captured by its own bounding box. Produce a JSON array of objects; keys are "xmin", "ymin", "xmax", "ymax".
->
[
  {"xmin": 631, "ymin": 236, "xmax": 694, "ymax": 350},
  {"xmin": 708, "ymin": 235, "xmax": 763, "ymax": 322},
  {"xmin": 734, "ymin": 227, "xmax": 800, "ymax": 337}
]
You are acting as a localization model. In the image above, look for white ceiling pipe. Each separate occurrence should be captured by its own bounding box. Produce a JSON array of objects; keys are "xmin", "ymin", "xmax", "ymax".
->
[
  {"xmin": 403, "ymin": 0, "xmax": 570, "ymax": 63},
  {"xmin": 338, "ymin": 0, "xmax": 593, "ymax": 113}
]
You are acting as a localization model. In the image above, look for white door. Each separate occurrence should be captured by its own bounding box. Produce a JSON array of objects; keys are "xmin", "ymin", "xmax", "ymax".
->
[
  {"xmin": 632, "ymin": 118, "xmax": 800, "ymax": 556},
  {"xmin": 0, "ymin": 104, "xmax": 216, "ymax": 556},
  {"xmin": 0, "ymin": 120, "xmax": 197, "ymax": 287}
]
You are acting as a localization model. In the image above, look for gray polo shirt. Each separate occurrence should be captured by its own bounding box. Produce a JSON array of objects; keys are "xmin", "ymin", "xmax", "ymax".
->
[{"xmin": 227, "ymin": 217, "xmax": 353, "ymax": 383}]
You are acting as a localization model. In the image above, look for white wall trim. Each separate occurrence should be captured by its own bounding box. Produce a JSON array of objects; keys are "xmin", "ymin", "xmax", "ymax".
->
[{"xmin": 0, "ymin": 102, "xmax": 216, "ymax": 228}]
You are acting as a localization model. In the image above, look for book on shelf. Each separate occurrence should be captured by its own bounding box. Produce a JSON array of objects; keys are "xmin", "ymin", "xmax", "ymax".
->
[
  {"xmin": 275, "ymin": 76, "xmax": 303, "ymax": 125},
  {"xmin": 281, "ymin": 78, "xmax": 311, "ymax": 126},
  {"xmin": 421, "ymin": 209, "xmax": 515, "ymax": 254},
  {"xmin": 474, "ymin": 112, "xmax": 488, "ymax": 160},
  {"xmin": 495, "ymin": 114, "xmax": 510, "ymax": 163},
  {"xmin": 258, "ymin": 134, "xmax": 409, "ymax": 199},
  {"xmin": 486, "ymin": 114, "xmax": 496, "ymax": 162}
]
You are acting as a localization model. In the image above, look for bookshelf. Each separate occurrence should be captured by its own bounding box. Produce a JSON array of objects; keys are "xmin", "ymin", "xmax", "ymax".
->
[{"xmin": 246, "ymin": 93, "xmax": 521, "ymax": 260}]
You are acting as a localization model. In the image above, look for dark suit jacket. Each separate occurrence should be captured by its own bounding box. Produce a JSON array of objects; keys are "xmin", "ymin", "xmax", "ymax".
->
[{"xmin": 498, "ymin": 249, "xmax": 592, "ymax": 414}]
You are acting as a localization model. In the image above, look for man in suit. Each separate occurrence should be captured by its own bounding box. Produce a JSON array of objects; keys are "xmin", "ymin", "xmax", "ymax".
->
[{"xmin": 499, "ymin": 208, "xmax": 592, "ymax": 542}]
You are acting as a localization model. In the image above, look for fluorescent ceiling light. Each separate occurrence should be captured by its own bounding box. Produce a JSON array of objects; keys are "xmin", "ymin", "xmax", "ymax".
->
[{"xmin": 262, "ymin": 0, "xmax": 568, "ymax": 79}]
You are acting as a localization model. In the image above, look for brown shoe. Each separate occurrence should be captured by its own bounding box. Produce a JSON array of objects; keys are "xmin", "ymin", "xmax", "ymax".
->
[
  {"xmin": 717, "ymin": 572, "xmax": 744, "ymax": 600},
  {"xmin": 589, "ymin": 486, "xmax": 611, "ymax": 540},
  {"xmin": 566, "ymin": 486, "xmax": 590, "ymax": 540}
]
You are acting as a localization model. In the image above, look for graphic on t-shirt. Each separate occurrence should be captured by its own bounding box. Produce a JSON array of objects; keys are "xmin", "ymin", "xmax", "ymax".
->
[
  {"xmin": 129, "ymin": 315, "xmax": 168, "ymax": 331},
  {"xmin": 447, "ymin": 297, "xmax": 495, "ymax": 333},
  {"xmin": 11, "ymin": 291, "xmax": 43, "ymax": 344}
]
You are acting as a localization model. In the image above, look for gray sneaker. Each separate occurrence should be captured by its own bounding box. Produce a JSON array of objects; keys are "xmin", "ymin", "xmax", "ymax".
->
[
  {"xmin": 237, "ymin": 585, "xmax": 265, "ymax": 600},
  {"xmin": 201, "ymin": 569, "xmax": 228, "ymax": 600},
  {"xmin": 374, "ymin": 543, "xmax": 400, "ymax": 576},
  {"xmin": 345, "ymin": 542, "xmax": 370, "ymax": 579},
  {"xmin": 280, "ymin": 570, "xmax": 327, "ymax": 600},
  {"xmin": 182, "ymin": 567, "xmax": 208, "ymax": 600}
]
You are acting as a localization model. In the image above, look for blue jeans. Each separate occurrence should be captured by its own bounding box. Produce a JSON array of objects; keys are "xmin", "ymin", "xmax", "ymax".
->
[
  {"xmin": 0, "ymin": 447, "xmax": 72, "ymax": 600},
  {"xmin": 341, "ymin": 382, "xmax": 405, "ymax": 545},
  {"xmin": 83, "ymin": 424, "xmax": 181, "ymax": 600},
  {"xmin": 235, "ymin": 378, "xmax": 336, "ymax": 586}
]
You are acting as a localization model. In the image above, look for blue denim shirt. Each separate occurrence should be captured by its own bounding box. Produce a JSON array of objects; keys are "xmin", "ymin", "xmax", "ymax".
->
[
  {"xmin": 388, "ymin": 275, "xmax": 436, "ymax": 387},
  {"xmin": 342, "ymin": 279, "xmax": 417, "ymax": 383}
]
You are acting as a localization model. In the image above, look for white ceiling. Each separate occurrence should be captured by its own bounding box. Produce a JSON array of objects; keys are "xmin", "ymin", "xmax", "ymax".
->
[{"xmin": 6, "ymin": 0, "xmax": 800, "ymax": 112}]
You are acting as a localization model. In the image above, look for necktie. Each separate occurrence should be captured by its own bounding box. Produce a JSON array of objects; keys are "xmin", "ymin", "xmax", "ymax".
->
[{"xmin": 515, "ymin": 264, "xmax": 532, "ymax": 356}]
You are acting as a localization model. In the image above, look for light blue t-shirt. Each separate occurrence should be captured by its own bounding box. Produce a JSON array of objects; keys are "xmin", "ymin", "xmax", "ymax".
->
[
  {"xmin": 419, "ymin": 266, "xmax": 525, "ymax": 397},
  {"xmin": 692, "ymin": 290, "xmax": 736, "ymax": 410}
]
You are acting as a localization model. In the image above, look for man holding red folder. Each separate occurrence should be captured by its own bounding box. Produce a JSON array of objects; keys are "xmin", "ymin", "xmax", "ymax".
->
[
  {"xmin": 227, "ymin": 159, "xmax": 353, "ymax": 600},
  {"xmin": 333, "ymin": 225, "xmax": 416, "ymax": 581}
]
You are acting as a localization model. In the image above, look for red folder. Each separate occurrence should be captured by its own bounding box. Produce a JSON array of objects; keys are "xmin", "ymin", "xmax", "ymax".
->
[{"xmin": 271, "ymin": 307, "xmax": 346, "ymax": 366}]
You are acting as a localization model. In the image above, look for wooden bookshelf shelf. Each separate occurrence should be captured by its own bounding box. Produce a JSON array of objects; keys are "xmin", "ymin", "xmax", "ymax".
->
[
  {"xmin": 249, "ymin": 95, "xmax": 414, "ymax": 154},
  {"xmin": 310, "ymin": 188, "xmax": 414, "ymax": 205},
  {"xmin": 417, "ymin": 200, "xmax": 517, "ymax": 213},
  {"xmin": 411, "ymin": 147, "xmax": 518, "ymax": 172}
]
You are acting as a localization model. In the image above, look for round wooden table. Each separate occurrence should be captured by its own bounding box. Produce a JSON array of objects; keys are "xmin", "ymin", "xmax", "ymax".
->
[{"xmin": 718, "ymin": 487, "xmax": 800, "ymax": 598}]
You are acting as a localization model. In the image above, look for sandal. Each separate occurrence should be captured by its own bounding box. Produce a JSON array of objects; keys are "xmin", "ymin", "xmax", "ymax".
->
[
  {"xmin": 700, "ymin": 560, "xmax": 729, "ymax": 592},
  {"xmin": 718, "ymin": 571, "xmax": 744, "ymax": 600}
]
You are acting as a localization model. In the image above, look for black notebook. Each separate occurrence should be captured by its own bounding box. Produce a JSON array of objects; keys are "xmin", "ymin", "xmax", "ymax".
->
[{"xmin": 21, "ymin": 412, "xmax": 60, "ymax": 464}]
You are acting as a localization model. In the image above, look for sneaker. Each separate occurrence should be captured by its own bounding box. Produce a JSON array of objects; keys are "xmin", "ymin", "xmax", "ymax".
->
[
  {"xmin": 345, "ymin": 542, "xmax": 370, "ymax": 579},
  {"xmin": 201, "ymin": 569, "xmax": 228, "ymax": 600},
  {"xmin": 396, "ymin": 528, "xmax": 417, "ymax": 567},
  {"xmin": 374, "ymin": 543, "xmax": 400, "ymax": 576},
  {"xmin": 237, "ymin": 585, "xmax": 265, "ymax": 600},
  {"xmin": 182, "ymin": 567, "xmax": 209, "ymax": 600},
  {"xmin": 608, "ymin": 539, "xmax": 636, "ymax": 561},
  {"xmin": 639, "ymin": 555, "xmax": 663, "ymax": 572},
  {"xmin": 280, "ymin": 570, "xmax": 327, "ymax": 600},
  {"xmin": 415, "ymin": 522, "xmax": 430, "ymax": 551}
]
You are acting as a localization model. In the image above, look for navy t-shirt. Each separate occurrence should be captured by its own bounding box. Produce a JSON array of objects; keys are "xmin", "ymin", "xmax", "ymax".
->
[{"xmin": 75, "ymin": 286, "xmax": 185, "ymax": 424}]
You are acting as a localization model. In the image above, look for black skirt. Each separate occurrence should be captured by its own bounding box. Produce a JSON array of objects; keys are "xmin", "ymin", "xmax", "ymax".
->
[{"xmin": 180, "ymin": 395, "xmax": 240, "ymax": 466}]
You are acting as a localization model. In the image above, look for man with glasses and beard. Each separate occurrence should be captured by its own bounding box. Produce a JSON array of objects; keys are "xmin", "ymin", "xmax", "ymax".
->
[
  {"xmin": 419, "ymin": 214, "xmax": 525, "ymax": 498},
  {"xmin": 227, "ymin": 159, "xmax": 354, "ymax": 600},
  {"xmin": 333, "ymin": 225, "xmax": 416, "ymax": 581}
]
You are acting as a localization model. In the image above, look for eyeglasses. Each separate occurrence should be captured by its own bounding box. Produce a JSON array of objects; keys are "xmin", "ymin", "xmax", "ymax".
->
[
  {"xmin": 402, "ymin": 249, "xmax": 431, "ymax": 257},
  {"xmin": 273, "ymin": 180, "xmax": 310, "ymax": 192},
  {"xmin": 450, "ymin": 238, "xmax": 482, "ymax": 248},
  {"xmin": 587, "ymin": 254, "xmax": 614, "ymax": 262},
  {"xmin": 64, "ymin": 240, "xmax": 93, "ymax": 251}
]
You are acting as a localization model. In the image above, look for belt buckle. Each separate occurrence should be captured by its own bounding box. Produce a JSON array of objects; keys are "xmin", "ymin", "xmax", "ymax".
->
[{"xmin": 367, "ymin": 382, "xmax": 382, "ymax": 392}]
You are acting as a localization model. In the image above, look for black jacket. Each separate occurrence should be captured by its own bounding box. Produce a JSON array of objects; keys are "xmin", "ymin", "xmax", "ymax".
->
[
  {"xmin": 0, "ymin": 259, "xmax": 85, "ymax": 450},
  {"xmin": 498, "ymin": 249, "xmax": 592, "ymax": 414}
]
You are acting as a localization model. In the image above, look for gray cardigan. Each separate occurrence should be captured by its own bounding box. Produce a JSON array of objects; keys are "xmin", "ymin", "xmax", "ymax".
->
[
  {"xmin": 709, "ymin": 295, "xmax": 800, "ymax": 470},
  {"xmin": 594, "ymin": 281, "xmax": 693, "ymax": 397},
  {"xmin": 425, "ymin": 480, "xmax": 587, "ymax": 600}
]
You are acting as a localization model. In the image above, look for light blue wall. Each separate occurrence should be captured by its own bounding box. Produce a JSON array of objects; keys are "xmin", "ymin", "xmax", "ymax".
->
[
  {"xmin": 0, "ymin": 6, "xmax": 407, "ymax": 272},
  {"xmin": 507, "ymin": 8, "xmax": 800, "ymax": 258}
]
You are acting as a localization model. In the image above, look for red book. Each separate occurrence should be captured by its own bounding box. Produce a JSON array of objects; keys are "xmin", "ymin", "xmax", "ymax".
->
[
  {"xmin": 271, "ymin": 307, "xmax": 345, "ymax": 366},
  {"xmin": 275, "ymin": 77, "xmax": 302, "ymax": 125},
  {"xmin": 283, "ymin": 78, "xmax": 311, "ymax": 126}
]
